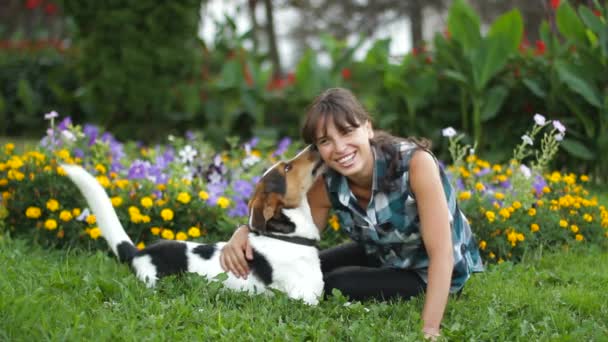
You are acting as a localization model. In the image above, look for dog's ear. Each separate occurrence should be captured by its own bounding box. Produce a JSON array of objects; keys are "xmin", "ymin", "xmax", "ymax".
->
[{"xmin": 249, "ymin": 192, "xmax": 283, "ymax": 231}]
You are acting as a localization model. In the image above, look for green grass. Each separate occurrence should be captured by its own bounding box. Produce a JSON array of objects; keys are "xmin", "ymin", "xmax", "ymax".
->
[{"xmin": 0, "ymin": 238, "xmax": 607, "ymax": 341}]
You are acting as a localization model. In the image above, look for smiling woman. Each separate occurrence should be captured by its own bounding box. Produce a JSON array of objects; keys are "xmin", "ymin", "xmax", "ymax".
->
[{"xmin": 222, "ymin": 87, "xmax": 484, "ymax": 339}]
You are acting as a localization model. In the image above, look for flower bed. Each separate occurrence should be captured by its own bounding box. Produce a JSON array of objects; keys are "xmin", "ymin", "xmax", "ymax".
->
[{"xmin": 1, "ymin": 112, "xmax": 607, "ymax": 263}]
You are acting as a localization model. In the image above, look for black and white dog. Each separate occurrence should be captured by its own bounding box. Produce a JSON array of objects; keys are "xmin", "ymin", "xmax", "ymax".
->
[{"xmin": 61, "ymin": 145, "xmax": 326, "ymax": 305}]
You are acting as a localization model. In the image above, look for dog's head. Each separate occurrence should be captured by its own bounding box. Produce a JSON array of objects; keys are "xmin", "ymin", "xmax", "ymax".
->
[{"xmin": 248, "ymin": 145, "xmax": 325, "ymax": 233}]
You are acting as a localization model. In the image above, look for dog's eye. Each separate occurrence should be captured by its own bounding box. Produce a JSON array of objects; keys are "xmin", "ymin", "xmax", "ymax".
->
[{"xmin": 284, "ymin": 163, "xmax": 292, "ymax": 172}]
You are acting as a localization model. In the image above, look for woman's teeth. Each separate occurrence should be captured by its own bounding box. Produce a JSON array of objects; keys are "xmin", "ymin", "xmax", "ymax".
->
[{"xmin": 337, "ymin": 153, "xmax": 355, "ymax": 165}]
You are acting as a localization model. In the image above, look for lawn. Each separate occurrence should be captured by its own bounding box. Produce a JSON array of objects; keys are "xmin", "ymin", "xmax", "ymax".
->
[{"xmin": 1, "ymin": 237, "xmax": 606, "ymax": 341}]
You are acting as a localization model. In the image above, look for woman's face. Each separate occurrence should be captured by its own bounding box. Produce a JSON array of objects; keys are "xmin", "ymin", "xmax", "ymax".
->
[{"xmin": 314, "ymin": 116, "xmax": 374, "ymax": 180}]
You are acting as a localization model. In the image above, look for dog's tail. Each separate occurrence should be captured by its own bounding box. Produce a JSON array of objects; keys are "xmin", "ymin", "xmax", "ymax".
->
[{"xmin": 61, "ymin": 164, "xmax": 137, "ymax": 263}]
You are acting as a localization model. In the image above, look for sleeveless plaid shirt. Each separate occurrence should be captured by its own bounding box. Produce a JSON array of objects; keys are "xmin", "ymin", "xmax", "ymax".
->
[{"xmin": 324, "ymin": 141, "xmax": 484, "ymax": 292}]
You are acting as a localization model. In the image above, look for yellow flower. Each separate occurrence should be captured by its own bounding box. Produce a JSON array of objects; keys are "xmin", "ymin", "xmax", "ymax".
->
[
  {"xmin": 0, "ymin": 178, "xmax": 7, "ymax": 187},
  {"xmin": 56, "ymin": 166, "xmax": 67, "ymax": 176},
  {"xmin": 580, "ymin": 175, "xmax": 589, "ymax": 182},
  {"xmin": 512, "ymin": 201, "xmax": 522, "ymax": 209},
  {"xmin": 536, "ymin": 200, "xmax": 544, "ymax": 207},
  {"xmin": 575, "ymin": 234, "xmax": 584, "ymax": 241},
  {"xmin": 25, "ymin": 206, "xmax": 42, "ymax": 219},
  {"xmin": 507, "ymin": 230, "xmax": 518, "ymax": 247},
  {"xmin": 150, "ymin": 227, "xmax": 161, "ymax": 235},
  {"xmin": 216, "ymin": 196, "xmax": 230, "ymax": 209},
  {"xmin": 56, "ymin": 149, "xmax": 71, "ymax": 161},
  {"xmin": 96, "ymin": 175, "xmax": 111, "ymax": 188},
  {"xmin": 111, "ymin": 196, "xmax": 123, "ymax": 207},
  {"xmin": 161, "ymin": 229, "xmax": 175, "ymax": 240},
  {"xmin": 4, "ymin": 143, "xmax": 15, "ymax": 152},
  {"xmin": 86, "ymin": 214, "xmax": 97, "ymax": 225},
  {"xmin": 137, "ymin": 242, "xmax": 145, "ymax": 250},
  {"xmin": 176, "ymin": 232, "xmax": 188, "ymax": 241},
  {"xmin": 528, "ymin": 208, "xmax": 537, "ymax": 216},
  {"xmin": 475, "ymin": 182, "xmax": 485, "ymax": 191},
  {"xmin": 479, "ymin": 240, "xmax": 487, "ymax": 250},
  {"xmin": 72, "ymin": 208, "xmax": 81, "ymax": 217},
  {"xmin": 497, "ymin": 175, "xmax": 508, "ymax": 183},
  {"xmin": 530, "ymin": 223, "xmax": 540, "ymax": 232},
  {"xmin": 559, "ymin": 219, "xmax": 568, "ymax": 228},
  {"xmin": 140, "ymin": 197, "xmax": 154, "ymax": 208},
  {"xmin": 499, "ymin": 208, "xmax": 511, "ymax": 220},
  {"xmin": 188, "ymin": 226, "xmax": 201, "ymax": 238},
  {"xmin": 177, "ymin": 192, "xmax": 191, "ymax": 204},
  {"xmin": 199, "ymin": 191, "xmax": 209, "ymax": 201},
  {"xmin": 570, "ymin": 225, "xmax": 579, "ymax": 233},
  {"xmin": 161, "ymin": 208, "xmax": 174, "ymax": 221},
  {"xmin": 489, "ymin": 252, "xmax": 496, "ymax": 259},
  {"xmin": 130, "ymin": 213, "xmax": 143, "ymax": 224},
  {"xmin": 44, "ymin": 219, "xmax": 58, "ymax": 231},
  {"xmin": 542, "ymin": 186, "xmax": 551, "ymax": 194},
  {"xmin": 583, "ymin": 213, "xmax": 593, "ymax": 222},
  {"xmin": 95, "ymin": 164, "xmax": 107, "ymax": 174},
  {"xmin": 128, "ymin": 206, "xmax": 141, "ymax": 216},
  {"xmin": 59, "ymin": 210, "xmax": 73, "ymax": 222},
  {"xmin": 466, "ymin": 155, "xmax": 477, "ymax": 163},
  {"xmin": 141, "ymin": 215, "xmax": 151, "ymax": 223},
  {"xmin": 89, "ymin": 227, "xmax": 102, "ymax": 239},
  {"xmin": 485, "ymin": 211, "xmax": 496, "ymax": 223},
  {"xmin": 494, "ymin": 192, "xmax": 505, "ymax": 200},
  {"xmin": 46, "ymin": 199, "xmax": 60, "ymax": 212},
  {"xmin": 492, "ymin": 164, "xmax": 503, "ymax": 172},
  {"xmin": 328, "ymin": 214, "xmax": 340, "ymax": 231}
]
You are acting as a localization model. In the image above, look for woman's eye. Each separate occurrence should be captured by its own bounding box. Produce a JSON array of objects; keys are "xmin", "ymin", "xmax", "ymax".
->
[
  {"xmin": 284, "ymin": 164, "xmax": 292, "ymax": 172},
  {"xmin": 317, "ymin": 139, "xmax": 329, "ymax": 146}
]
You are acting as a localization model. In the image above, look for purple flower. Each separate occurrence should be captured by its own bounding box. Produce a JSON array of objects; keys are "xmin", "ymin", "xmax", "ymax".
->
[
  {"xmin": 185, "ymin": 130, "xmax": 196, "ymax": 141},
  {"xmin": 273, "ymin": 137, "xmax": 292, "ymax": 156},
  {"xmin": 58, "ymin": 116, "xmax": 72, "ymax": 131},
  {"xmin": 127, "ymin": 160, "xmax": 151, "ymax": 179},
  {"xmin": 248, "ymin": 137, "xmax": 259, "ymax": 148},
  {"xmin": 207, "ymin": 181, "xmax": 228, "ymax": 204},
  {"xmin": 233, "ymin": 179, "xmax": 254, "ymax": 199},
  {"xmin": 475, "ymin": 167, "xmax": 491, "ymax": 177},
  {"xmin": 228, "ymin": 199, "xmax": 249, "ymax": 217},
  {"xmin": 533, "ymin": 175, "xmax": 547, "ymax": 196},
  {"xmin": 83, "ymin": 124, "xmax": 99, "ymax": 146},
  {"xmin": 73, "ymin": 148, "xmax": 85, "ymax": 159}
]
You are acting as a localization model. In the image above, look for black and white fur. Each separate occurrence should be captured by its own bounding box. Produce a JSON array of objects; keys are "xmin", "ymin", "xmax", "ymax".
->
[{"xmin": 61, "ymin": 146, "xmax": 325, "ymax": 305}]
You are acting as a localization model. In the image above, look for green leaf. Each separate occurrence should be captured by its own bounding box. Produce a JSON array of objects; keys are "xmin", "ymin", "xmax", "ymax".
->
[
  {"xmin": 562, "ymin": 95, "xmax": 595, "ymax": 138},
  {"xmin": 488, "ymin": 9, "xmax": 524, "ymax": 53},
  {"xmin": 555, "ymin": 60, "xmax": 602, "ymax": 108},
  {"xmin": 556, "ymin": 2, "xmax": 587, "ymax": 43},
  {"xmin": 447, "ymin": 0, "xmax": 481, "ymax": 51},
  {"xmin": 471, "ymin": 37, "xmax": 511, "ymax": 91},
  {"xmin": 481, "ymin": 85, "xmax": 509, "ymax": 121},
  {"xmin": 578, "ymin": 6, "xmax": 604, "ymax": 36},
  {"xmin": 216, "ymin": 60, "xmax": 241, "ymax": 90},
  {"xmin": 522, "ymin": 78, "xmax": 547, "ymax": 98},
  {"xmin": 560, "ymin": 138, "xmax": 596, "ymax": 160}
]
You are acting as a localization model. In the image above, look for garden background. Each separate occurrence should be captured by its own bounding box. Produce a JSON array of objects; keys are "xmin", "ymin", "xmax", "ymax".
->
[{"xmin": 1, "ymin": 0, "xmax": 608, "ymax": 340}]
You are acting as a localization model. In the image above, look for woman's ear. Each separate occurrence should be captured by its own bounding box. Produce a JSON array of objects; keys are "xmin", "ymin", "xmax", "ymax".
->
[{"xmin": 366, "ymin": 120, "xmax": 374, "ymax": 139}]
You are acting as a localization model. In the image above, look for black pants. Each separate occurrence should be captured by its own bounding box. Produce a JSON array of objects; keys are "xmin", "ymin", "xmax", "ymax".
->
[{"xmin": 320, "ymin": 242, "xmax": 426, "ymax": 301}]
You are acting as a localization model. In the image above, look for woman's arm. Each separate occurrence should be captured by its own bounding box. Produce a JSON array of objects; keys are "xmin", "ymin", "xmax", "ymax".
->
[
  {"xmin": 409, "ymin": 150, "xmax": 455, "ymax": 338},
  {"xmin": 307, "ymin": 176, "xmax": 332, "ymax": 231}
]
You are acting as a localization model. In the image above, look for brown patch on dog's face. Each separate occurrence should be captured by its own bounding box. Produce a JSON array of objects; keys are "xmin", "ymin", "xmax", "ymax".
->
[{"xmin": 248, "ymin": 146, "xmax": 324, "ymax": 232}]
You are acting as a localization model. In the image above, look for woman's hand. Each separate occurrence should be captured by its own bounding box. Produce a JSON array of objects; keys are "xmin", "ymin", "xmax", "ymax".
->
[{"xmin": 219, "ymin": 225, "xmax": 253, "ymax": 279}]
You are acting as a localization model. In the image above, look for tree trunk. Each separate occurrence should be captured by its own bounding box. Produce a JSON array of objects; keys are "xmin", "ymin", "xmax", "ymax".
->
[
  {"xmin": 409, "ymin": 0, "xmax": 424, "ymax": 49},
  {"xmin": 247, "ymin": 0, "xmax": 260, "ymax": 53},
  {"xmin": 263, "ymin": 0, "xmax": 282, "ymax": 78}
]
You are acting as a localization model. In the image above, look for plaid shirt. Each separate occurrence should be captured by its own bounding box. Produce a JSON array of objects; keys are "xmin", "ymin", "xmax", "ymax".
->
[{"xmin": 324, "ymin": 141, "xmax": 484, "ymax": 292}]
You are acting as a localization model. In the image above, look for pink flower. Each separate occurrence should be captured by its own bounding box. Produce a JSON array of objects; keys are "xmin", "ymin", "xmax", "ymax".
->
[{"xmin": 552, "ymin": 120, "xmax": 566, "ymax": 133}]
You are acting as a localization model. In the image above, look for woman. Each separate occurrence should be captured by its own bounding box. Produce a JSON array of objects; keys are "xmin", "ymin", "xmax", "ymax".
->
[{"xmin": 220, "ymin": 88, "xmax": 483, "ymax": 338}]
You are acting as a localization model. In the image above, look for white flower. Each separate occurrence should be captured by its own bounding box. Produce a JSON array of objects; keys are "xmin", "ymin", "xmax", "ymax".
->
[
  {"xmin": 441, "ymin": 127, "xmax": 457, "ymax": 138},
  {"xmin": 44, "ymin": 110, "xmax": 59, "ymax": 120},
  {"xmin": 555, "ymin": 133, "xmax": 564, "ymax": 141},
  {"xmin": 519, "ymin": 164, "xmax": 531, "ymax": 179},
  {"xmin": 521, "ymin": 135, "xmax": 533, "ymax": 146},
  {"xmin": 61, "ymin": 130, "xmax": 77, "ymax": 142},
  {"xmin": 533, "ymin": 113, "xmax": 546, "ymax": 126},
  {"xmin": 178, "ymin": 145, "xmax": 197, "ymax": 163},
  {"xmin": 552, "ymin": 120, "xmax": 566, "ymax": 133}
]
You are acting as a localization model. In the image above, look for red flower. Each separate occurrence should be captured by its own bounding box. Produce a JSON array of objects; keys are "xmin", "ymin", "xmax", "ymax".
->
[
  {"xmin": 535, "ymin": 40, "xmax": 546, "ymax": 55},
  {"xmin": 550, "ymin": 0, "xmax": 560, "ymax": 10},
  {"xmin": 341, "ymin": 68, "xmax": 351, "ymax": 80},
  {"xmin": 44, "ymin": 3, "xmax": 58, "ymax": 15},
  {"xmin": 25, "ymin": 0, "xmax": 42, "ymax": 10},
  {"xmin": 286, "ymin": 72, "xmax": 296, "ymax": 85},
  {"xmin": 444, "ymin": 29, "xmax": 451, "ymax": 40},
  {"xmin": 243, "ymin": 66, "xmax": 253, "ymax": 86},
  {"xmin": 593, "ymin": 9, "xmax": 601, "ymax": 17}
]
